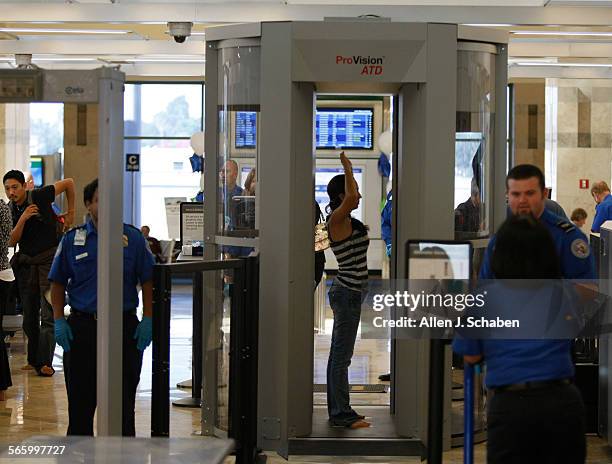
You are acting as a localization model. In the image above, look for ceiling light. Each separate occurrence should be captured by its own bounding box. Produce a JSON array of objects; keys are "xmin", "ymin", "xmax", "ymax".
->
[
  {"xmin": 0, "ymin": 27, "xmax": 131, "ymax": 35},
  {"xmin": 463, "ymin": 24, "xmax": 514, "ymax": 27},
  {"xmin": 127, "ymin": 58, "xmax": 205, "ymax": 63},
  {"xmin": 512, "ymin": 62, "xmax": 612, "ymax": 67},
  {"xmin": 511, "ymin": 31, "xmax": 612, "ymax": 37}
]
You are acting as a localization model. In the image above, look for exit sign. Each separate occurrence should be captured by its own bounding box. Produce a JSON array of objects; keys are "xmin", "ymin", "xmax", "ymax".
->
[{"xmin": 579, "ymin": 179, "xmax": 589, "ymax": 189}]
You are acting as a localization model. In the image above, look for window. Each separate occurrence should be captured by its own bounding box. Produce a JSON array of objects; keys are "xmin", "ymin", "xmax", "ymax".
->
[{"xmin": 125, "ymin": 83, "xmax": 204, "ymax": 239}]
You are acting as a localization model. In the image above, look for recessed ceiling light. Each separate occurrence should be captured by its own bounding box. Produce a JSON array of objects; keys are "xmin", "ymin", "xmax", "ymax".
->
[
  {"xmin": 511, "ymin": 31, "xmax": 612, "ymax": 37},
  {"xmin": 512, "ymin": 62, "xmax": 612, "ymax": 67},
  {"xmin": 0, "ymin": 28, "xmax": 131, "ymax": 35},
  {"xmin": 463, "ymin": 24, "xmax": 514, "ymax": 27}
]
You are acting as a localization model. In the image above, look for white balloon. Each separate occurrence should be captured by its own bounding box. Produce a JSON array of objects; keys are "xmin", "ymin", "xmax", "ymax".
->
[
  {"xmin": 378, "ymin": 130, "xmax": 393, "ymax": 156},
  {"xmin": 190, "ymin": 131, "xmax": 205, "ymax": 156}
]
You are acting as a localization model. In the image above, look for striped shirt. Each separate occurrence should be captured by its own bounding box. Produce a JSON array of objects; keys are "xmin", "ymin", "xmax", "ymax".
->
[{"xmin": 330, "ymin": 222, "xmax": 369, "ymax": 292}]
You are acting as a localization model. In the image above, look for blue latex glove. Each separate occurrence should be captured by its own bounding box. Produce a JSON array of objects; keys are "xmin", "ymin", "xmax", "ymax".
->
[
  {"xmin": 386, "ymin": 243, "xmax": 392, "ymax": 258},
  {"xmin": 134, "ymin": 316, "xmax": 153, "ymax": 351},
  {"xmin": 55, "ymin": 318, "xmax": 73, "ymax": 352}
]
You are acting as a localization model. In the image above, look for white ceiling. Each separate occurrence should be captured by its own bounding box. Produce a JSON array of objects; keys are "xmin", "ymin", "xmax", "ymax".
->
[{"xmin": 0, "ymin": 1, "xmax": 612, "ymax": 76}]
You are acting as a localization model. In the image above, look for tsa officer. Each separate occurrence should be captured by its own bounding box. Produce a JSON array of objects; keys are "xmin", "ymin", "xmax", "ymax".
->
[
  {"xmin": 480, "ymin": 164, "xmax": 595, "ymax": 281},
  {"xmin": 591, "ymin": 181, "xmax": 612, "ymax": 233},
  {"xmin": 49, "ymin": 178, "xmax": 155, "ymax": 436}
]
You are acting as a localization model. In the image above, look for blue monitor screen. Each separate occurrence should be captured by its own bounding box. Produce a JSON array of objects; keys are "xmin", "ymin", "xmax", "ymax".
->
[
  {"xmin": 30, "ymin": 157, "xmax": 43, "ymax": 188},
  {"xmin": 316, "ymin": 108, "xmax": 373, "ymax": 150},
  {"xmin": 235, "ymin": 111, "xmax": 257, "ymax": 148}
]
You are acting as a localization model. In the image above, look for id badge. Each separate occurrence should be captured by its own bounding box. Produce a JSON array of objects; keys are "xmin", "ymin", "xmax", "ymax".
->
[{"xmin": 74, "ymin": 229, "xmax": 87, "ymax": 247}]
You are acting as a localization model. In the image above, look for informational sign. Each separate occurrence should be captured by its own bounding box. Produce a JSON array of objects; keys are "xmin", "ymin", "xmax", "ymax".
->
[
  {"xmin": 316, "ymin": 108, "xmax": 373, "ymax": 150},
  {"xmin": 164, "ymin": 197, "xmax": 187, "ymax": 240},
  {"xmin": 235, "ymin": 111, "xmax": 257, "ymax": 148},
  {"xmin": 180, "ymin": 202, "xmax": 204, "ymax": 246},
  {"xmin": 579, "ymin": 179, "xmax": 589, "ymax": 189},
  {"xmin": 126, "ymin": 153, "xmax": 140, "ymax": 172},
  {"xmin": 315, "ymin": 167, "xmax": 363, "ymax": 221}
]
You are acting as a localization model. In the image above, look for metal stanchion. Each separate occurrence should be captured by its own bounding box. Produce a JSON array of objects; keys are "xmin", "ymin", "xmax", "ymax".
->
[
  {"xmin": 173, "ymin": 272, "xmax": 203, "ymax": 408},
  {"xmin": 427, "ymin": 339, "xmax": 445, "ymax": 464},
  {"xmin": 464, "ymin": 362, "xmax": 475, "ymax": 464},
  {"xmin": 151, "ymin": 265, "xmax": 171, "ymax": 437}
]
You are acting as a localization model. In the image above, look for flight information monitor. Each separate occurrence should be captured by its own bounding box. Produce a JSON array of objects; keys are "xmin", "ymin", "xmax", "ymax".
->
[
  {"xmin": 316, "ymin": 108, "xmax": 374, "ymax": 150},
  {"xmin": 235, "ymin": 111, "xmax": 257, "ymax": 148}
]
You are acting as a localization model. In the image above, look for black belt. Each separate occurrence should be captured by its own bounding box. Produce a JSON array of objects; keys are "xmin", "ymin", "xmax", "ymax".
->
[
  {"xmin": 70, "ymin": 308, "xmax": 137, "ymax": 320},
  {"xmin": 490, "ymin": 378, "xmax": 571, "ymax": 394}
]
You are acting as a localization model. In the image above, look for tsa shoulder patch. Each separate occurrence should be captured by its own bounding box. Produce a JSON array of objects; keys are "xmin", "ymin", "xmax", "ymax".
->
[
  {"xmin": 571, "ymin": 238, "xmax": 590, "ymax": 259},
  {"xmin": 557, "ymin": 220, "xmax": 575, "ymax": 233}
]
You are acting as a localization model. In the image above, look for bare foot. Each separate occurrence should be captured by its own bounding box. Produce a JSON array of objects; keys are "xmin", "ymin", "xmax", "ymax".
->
[
  {"xmin": 21, "ymin": 364, "xmax": 34, "ymax": 371},
  {"xmin": 38, "ymin": 365, "xmax": 55, "ymax": 377},
  {"xmin": 0, "ymin": 390, "xmax": 5, "ymax": 401},
  {"xmin": 349, "ymin": 419, "xmax": 371, "ymax": 429}
]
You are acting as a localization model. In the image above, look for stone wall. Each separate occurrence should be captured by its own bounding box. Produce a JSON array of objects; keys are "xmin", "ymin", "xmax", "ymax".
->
[{"xmin": 546, "ymin": 79, "xmax": 612, "ymax": 233}]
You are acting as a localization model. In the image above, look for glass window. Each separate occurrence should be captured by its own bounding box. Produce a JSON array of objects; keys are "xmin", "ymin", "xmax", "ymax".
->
[
  {"xmin": 29, "ymin": 103, "xmax": 63, "ymax": 155},
  {"xmin": 133, "ymin": 139, "xmax": 201, "ymax": 240},
  {"xmin": 124, "ymin": 82, "xmax": 205, "ymax": 240},
  {"xmin": 125, "ymin": 84, "xmax": 203, "ymax": 138}
]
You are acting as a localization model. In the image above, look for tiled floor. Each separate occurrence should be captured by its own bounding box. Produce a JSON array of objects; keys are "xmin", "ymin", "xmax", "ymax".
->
[{"xmin": 0, "ymin": 282, "xmax": 611, "ymax": 464}]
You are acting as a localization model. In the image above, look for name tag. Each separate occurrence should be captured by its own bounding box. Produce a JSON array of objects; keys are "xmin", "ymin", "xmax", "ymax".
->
[
  {"xmin": 75, "ymin": 252, "xmax": 89, "ymax": 261},
  {"xmin": 74, "ymin": 229, "xmax": 87, "ymax": 247}
]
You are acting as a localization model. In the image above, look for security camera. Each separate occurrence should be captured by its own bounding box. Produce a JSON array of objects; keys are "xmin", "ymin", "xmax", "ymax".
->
[{"xmin": 168, "ymin": 22, "xmax": 192, "ymax": 43}]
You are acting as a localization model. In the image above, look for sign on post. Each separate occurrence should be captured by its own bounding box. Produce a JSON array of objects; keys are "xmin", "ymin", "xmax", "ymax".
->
[{"xmin": 126, "ymin": 153, "xmax": 140, "ymax": 172}]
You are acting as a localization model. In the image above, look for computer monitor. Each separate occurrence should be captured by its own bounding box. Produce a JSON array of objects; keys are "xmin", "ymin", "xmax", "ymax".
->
[
  {"xmin": 316, "ymin": 107, "xmax": 374, "ymax": 150},
  {"xmin": 235, "ymin": 111, "xmax": 257, "ymax": 149},
  {"xmin": 30, "ymin": 157, "xmax": 43, "ymax": 188},
  {"xmin": 406, "ymin": 240, "xmax": 472, "ymax": 281}
]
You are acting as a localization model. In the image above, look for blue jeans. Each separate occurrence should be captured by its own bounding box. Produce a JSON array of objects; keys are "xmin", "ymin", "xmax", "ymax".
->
[{"xmin": 327, "ymin": 281, "xmax": 363, "ymax": 425}]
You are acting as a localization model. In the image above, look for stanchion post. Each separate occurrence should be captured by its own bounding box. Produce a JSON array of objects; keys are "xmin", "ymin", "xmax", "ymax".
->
[
  {"xmin": 193, "ymin": 271, "xmax": 203, "ymax": 402},
  {"xmin": 427, "ymin": 339, "xmax": 445, "ymax": 464},
  {"xmin": 464, "ymin": 362, "xmax": 475, "ymax": 464},
  {"xmin": 151, "ymin": 264, "xmax": 172, "ymax": 437}
]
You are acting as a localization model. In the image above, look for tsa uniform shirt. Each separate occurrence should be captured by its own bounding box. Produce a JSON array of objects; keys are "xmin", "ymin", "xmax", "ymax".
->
[
  {"xmin": 592, "ymin": 194, "xmax": 612, "ymax": 233},
  {"xmin": 479, "ymin": 209, "xmax": 595, "ymax": 280},
  {"xmin": 48, "ymin": 221, "xmax": 155, "ymax": 312}
]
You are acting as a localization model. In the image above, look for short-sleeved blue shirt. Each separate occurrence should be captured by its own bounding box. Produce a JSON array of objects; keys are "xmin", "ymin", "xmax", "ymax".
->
[
  {"xmin": 452, "ymin": 337, "xmax": 574, "ymax": 388},
  {"xmin": 455, "ymin": 208, "xmax": 594, "ymax": 387},
  {"xmin": 591, "ymin": 194, "xmax": 612, "ymax": 233},
  {"xmin": 48, "ymin": 220, "xmax": 155, "ymax": 313},
  {"xmin": 479, "ymin": 208, "xmax": 595, "ymax": 280}
]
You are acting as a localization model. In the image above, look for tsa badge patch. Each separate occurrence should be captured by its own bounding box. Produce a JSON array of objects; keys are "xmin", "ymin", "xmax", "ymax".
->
[{"xmin": 571, "ymin": 239, "xmax": 590, "ymax": 259}]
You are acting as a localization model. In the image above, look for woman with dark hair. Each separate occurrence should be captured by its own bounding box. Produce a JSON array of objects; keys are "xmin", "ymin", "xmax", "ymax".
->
[
  {"xmin": 0, "ymin": 198, "xmax": 13, "ymax": 400},
  {"xmin": 325, "ymin": 152, "xmax": 370, "ymax": 428},
  {"xmin": 454, "ymin": 214, "xmax": 586, "ymax": 464}
]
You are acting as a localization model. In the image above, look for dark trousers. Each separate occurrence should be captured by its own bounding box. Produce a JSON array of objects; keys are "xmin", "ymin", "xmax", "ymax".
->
[
  {"xmin": 487, "ymin": 383, "xmax": 586, "ymax": 464},
  {"xmin": 63, "ymin": 312, "xmax": 143, "ymax": 436},
  {"xmin": 15, "ymin": 265, "xmax": 55, "ymax": 368},
  {"xmin": 326, "ymin": 281, "xmax": 362, "ymax": 425},
  {"xmin": 0, "ymin": 281, "xmax": 12, "ymax": 390}
]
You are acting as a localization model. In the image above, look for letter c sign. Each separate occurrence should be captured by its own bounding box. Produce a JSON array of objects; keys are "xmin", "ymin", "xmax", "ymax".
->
[{"xmin": 126, "ymin": 153, "xmax": 140, "ymax": 172}]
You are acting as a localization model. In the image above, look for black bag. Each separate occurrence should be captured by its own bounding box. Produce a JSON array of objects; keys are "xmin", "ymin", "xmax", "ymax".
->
[{"xmin": 314, "ymin": 202, "xmax": 326, "ymax": 287}]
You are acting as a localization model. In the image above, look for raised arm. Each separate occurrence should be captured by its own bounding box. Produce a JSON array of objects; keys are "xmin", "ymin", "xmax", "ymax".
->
[
  {"xmin": 327, "ymin": 152, "xmax": 360, "ymax": 231},
  {"xmin": 54, "ymin": 178, "xmax": 76, "ymax": 230}
]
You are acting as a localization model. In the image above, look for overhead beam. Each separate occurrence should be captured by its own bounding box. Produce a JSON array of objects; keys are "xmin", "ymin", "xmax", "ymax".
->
[{"xmin": 4, "ymin": 4, "xmax": 612, "ymax": 26}]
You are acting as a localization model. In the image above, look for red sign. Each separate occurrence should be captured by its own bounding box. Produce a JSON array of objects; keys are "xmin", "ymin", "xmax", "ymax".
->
[{"xmin": 579, "ymin": 179, "xmax": 589, "ymax": 189}]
